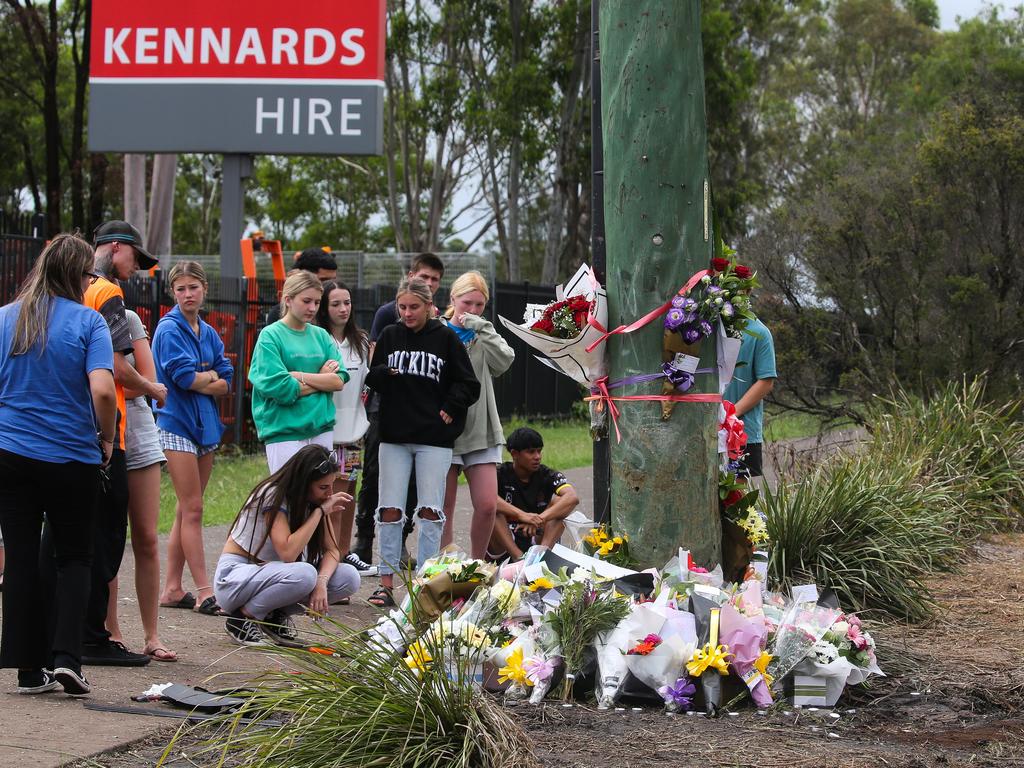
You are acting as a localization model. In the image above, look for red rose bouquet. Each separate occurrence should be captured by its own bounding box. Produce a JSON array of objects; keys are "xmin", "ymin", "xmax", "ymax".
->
[{"xmin": 530, "ymin": 294, "xmax": 594, "ymax": 339}]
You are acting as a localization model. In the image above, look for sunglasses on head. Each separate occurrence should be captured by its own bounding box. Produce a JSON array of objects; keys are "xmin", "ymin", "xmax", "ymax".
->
[{"xmin": 314, "ymin": 454, "xmax": 340, "ymax": 474}]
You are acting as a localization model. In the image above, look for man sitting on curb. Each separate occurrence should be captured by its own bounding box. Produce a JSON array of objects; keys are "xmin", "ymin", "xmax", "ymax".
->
[{"xmin": 487, "ymin": 427, "xmax": 579, "ymax": 562}]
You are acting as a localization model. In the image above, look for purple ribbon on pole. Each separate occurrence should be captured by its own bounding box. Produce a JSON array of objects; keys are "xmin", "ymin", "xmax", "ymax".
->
[{"xmin": 591, "ymin": 366, "xmax": 714, "ymax": 396}]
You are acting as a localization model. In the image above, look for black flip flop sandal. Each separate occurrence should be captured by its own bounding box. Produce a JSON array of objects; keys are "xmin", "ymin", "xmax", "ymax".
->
[
  {"xmin": 367, "ymin": 587, "xmax": 395, "ymax": 608},
  {"xmin": 194, "ymin": 596, "xmax": 225, "ymax": 615}
]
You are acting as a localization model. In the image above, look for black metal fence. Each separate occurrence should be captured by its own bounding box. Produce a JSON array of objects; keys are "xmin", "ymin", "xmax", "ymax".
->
[{"xmin": 0, "ymin": 226, "xmax": 581, "ymax": 450}]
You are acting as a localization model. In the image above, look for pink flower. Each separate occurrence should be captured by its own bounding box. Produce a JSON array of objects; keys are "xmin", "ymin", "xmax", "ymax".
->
[{"xmin": 847, "ymin": 623, "xmax": 869, "ymax": 650}]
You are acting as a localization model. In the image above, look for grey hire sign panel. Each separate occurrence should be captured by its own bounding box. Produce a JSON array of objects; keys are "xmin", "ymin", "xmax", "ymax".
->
[{"xmin": 88, "ymin": 81, "xmax": 383, "ymax": 155}]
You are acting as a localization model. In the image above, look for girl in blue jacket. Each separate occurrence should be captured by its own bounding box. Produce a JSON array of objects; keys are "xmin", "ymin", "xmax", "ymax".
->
[{"xmin": 153, "ymin": 261, "xmax": 234, "ymax": 616}]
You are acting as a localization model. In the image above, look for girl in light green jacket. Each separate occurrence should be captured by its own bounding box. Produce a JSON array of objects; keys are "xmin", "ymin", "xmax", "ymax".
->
[{"xmin": 439, "ymin": 271, "xmax": 515, "ymax": 558}]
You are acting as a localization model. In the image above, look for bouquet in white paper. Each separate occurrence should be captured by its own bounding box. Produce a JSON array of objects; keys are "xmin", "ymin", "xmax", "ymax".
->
[{"xmin": 499, "ymin": 263, "xmax": 608, "ymax": 387}]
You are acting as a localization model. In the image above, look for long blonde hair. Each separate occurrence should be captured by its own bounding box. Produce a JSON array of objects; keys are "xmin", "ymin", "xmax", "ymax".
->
[
  {"xmin": 11, "ymin": 233, "xmax": 95, "ymax": 356},
  {"xmin": 443, "ymin": 270, "xmax": 489, "ymax": 319},
  {"xmin": 279, "ymin": 270, "xmax": 323, "ymax": 319}
]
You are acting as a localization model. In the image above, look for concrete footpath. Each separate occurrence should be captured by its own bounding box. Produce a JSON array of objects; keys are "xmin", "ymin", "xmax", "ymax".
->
[
  {"xmin": 0, "ymin": 466, "xmax": 596, "ymax": 768},
  {"xmin": 0, "ymin": 432, "xmax": 859, "ymax": 767}
]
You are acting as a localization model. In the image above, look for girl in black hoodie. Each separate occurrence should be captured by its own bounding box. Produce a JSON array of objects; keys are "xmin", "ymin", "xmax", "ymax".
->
[{"xmin": 365, "ymin": 278, "xmax": 479, "ymax": 606}]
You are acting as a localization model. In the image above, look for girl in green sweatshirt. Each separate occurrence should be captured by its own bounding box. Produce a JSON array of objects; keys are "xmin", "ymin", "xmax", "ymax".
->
[{"xmin": 248, "ymin": 272, "xmax": 349, "ymax": 473}]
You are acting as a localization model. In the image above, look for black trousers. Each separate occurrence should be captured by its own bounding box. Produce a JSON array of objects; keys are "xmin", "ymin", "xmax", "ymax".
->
[
  {"xmin": 82, "ymin": 448, "xmax": 129, "ymax": 646},
  {"xmin": 0, "ymin": 449, "xmax": 99, "ymax": 670},
  {"xmin": 737, "ymin": 442, "xmax": 763, "ymax": 480},
  {"xmin": 355, "ymin": 412, "xmax": 416, "ymax": 544}
]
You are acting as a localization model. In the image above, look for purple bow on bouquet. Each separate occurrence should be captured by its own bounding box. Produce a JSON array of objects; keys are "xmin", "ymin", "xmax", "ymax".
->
[
  {"xmin": 657, "ymin": 677, "xmax": 696, "ymax": 712},
  {"xmin": 661, "ymin": 362, "xmax": 695, "ymax": 391}
]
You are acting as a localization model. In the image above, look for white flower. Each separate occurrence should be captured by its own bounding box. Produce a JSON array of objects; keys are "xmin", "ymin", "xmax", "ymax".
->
[
  {"xmin": 811, "ymin": 639, "xmax": 839, "ymax": 665},
  {"xmin": 570, "ymin": 568, "xmax": 595, "ymax": 584}
]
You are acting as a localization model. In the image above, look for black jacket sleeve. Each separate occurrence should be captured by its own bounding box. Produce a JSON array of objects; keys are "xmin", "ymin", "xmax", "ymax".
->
[
  {"xmin": 365, "ymin": 327, "xmax": 394, "ymax": 392},
  {"xmin": 441, "ymin": 330, "xmax": 481, "ymax": 417}
]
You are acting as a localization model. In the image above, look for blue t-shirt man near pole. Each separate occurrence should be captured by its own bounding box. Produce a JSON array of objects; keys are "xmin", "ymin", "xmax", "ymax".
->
[{"xmin": 723, "ymin": 316, "xmax": 777, "ymax": 479}]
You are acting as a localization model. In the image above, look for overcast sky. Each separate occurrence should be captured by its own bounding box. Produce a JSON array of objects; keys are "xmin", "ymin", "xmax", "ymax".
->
[{"xmin": 935, "ymin": 0, "xmax": 1017, "ymax": 28}]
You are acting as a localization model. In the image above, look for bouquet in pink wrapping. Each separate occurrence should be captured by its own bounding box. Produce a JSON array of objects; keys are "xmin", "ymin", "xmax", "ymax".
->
[{"xmin": 719, "ymin": 603, "xmax": 772, "ymax": 708}]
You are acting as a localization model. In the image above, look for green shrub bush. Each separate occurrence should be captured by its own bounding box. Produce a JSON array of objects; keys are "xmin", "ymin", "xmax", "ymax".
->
[{"xmin": 767, "ymin": 378, "xmax": 1024, "ymax": 621}]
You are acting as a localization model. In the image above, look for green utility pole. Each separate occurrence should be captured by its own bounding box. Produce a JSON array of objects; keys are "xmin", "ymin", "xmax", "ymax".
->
[{"xmin": 599, "ymin": 1, "xmax": 720, "ymax": 567}]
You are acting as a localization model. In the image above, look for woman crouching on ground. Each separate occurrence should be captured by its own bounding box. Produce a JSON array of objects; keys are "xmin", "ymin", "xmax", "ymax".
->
[{"xmin": 213, "ymin": 445, "xmax": 360, "ymax": 646}]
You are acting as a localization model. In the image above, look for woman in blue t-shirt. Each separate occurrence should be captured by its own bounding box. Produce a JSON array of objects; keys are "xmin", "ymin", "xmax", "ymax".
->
[{"xmin": 0, "ymin": 233, "xmax": 117, "ymax": 697}]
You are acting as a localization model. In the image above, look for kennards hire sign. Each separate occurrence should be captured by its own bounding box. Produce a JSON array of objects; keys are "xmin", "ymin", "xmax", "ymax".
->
[{"xmin": 88, "ymin": 1, "xmax": 385, "ymax": 155}]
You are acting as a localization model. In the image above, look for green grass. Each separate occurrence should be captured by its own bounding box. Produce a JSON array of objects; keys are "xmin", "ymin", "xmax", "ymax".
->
[
  {"xmin": 763, "ymin": 403, "xmax": 856, "ymax": 441},
  {"xmin": 158, "ymin": 419, "xmax": 593, "ymax": 534},
  {"xmin": 158, "ymin": 452, "xmax": 267, "ymax": 534}
]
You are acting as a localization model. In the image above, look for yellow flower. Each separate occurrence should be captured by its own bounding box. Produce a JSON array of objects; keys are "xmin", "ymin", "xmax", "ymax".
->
[
  {"xmin": 527, "ymin": 577, "xmax": 554, "ymax": 592},
  {"xmin": 497, "ymin": 647, "xmax": 532, "ymax": 687},
  {"xmin": 404, "ymin": 641, "xmax": 432, "ymax": 673},
  {"xmin": 597, "ymin": 543, "xmax": 613, "ymax": 556},
  {"xmin": 754, "ymin": 651, "xmax": 774, "ymax": 687},
  {"xmin": 612, "ymin": 536, "xmax": 623, "ymax": 545},
  {"xmin": 686, "ymin": 643, "xmax": 732, "ymax": 677}
]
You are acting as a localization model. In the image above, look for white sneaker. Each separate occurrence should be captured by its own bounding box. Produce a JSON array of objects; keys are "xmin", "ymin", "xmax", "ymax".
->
[{"xmin": 344, "ymin": 551, "xmax": 379, "ymax": 576}]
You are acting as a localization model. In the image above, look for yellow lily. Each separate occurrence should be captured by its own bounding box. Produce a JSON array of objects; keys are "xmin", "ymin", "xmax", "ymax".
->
[
  {"xmin": 754, "ymin": 651, "xmax": 774, "ymax": 687},
  {"xmin": 404, "ymin": 641, "xmax": 432, "ymax": 673},
  {"xmin": 497, "ymin": 647, "xmax": 532, "ymax": 687},
  {"xmin": 686, "ymin": 642, "xmax": 732, "ymax": 677}
]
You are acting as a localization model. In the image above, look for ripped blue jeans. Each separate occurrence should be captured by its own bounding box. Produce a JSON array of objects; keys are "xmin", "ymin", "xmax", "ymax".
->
[{"xmin": 375, "ymin": 442, "xmax": 452, "ymax": 576}]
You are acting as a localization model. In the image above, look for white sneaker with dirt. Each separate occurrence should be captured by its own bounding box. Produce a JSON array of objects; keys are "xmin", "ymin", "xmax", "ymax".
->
[
  {"xmin": 225, "ymin": 613, "xmax": 266, "ymax": 646},
  {"xmin": 17, "ymin": 670, "xmax": 60, "ymax": 695},
  {"xmin": 262, "ymin": 610, "xmax": 304, "ymax": 648},
  {"xmin": 344, "ymin": 551, "xmax": 379, "ymax": 576}
]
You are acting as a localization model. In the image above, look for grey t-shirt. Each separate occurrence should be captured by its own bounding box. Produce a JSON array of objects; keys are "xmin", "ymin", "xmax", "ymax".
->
[{"xmin": 124, "ymin": 309, "xmax": 148, "ymax": 368}]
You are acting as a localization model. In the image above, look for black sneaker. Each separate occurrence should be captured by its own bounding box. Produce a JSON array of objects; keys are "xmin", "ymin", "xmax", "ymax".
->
[
  {"xmin": 225, "ymin": 613, "xmax": 266, "ymax": 646},
  {"xmin": 262, "ymin": 610, "xmax": 304, "ymax": 648},
  {"xmin": 344, "ymin": 551, "xmax": 379, "ymax": 576},
  {"xmin": 351, "ymin": 537, "xmax": 373, "ymax": 566},
  {"xmin": 81, "ymin": 640, "xmax": 151, "ymax": 667},
  {"xmin": 17, "ymin": 669, "xmax": 60, "ymax": 695},
  {"xmin": 53, "ymin": 666, "xmax": 91, "ymax": 697}
]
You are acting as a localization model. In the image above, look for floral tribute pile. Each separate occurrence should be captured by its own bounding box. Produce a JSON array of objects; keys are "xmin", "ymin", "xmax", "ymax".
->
[{"xmin": 366, "ymin": 540, "xmax": 883, "ymax": 715}]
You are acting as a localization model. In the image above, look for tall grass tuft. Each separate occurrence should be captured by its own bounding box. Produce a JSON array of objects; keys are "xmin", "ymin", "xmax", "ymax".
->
[
  {"xmin": 160, "ymin": 617, "xmax": 540, "ymax": 768},
  {"xmin": 767, "ymin": 377, "xmax": 1024, "ymax": 622}
]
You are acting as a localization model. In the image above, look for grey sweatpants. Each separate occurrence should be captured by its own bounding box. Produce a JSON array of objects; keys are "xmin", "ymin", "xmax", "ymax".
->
[{"xmin": 214, "ymin": 553, "xmax": 359, "ymax": 619}]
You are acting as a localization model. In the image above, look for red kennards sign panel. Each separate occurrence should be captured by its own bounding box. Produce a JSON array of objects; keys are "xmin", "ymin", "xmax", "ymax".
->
[{"xmin": 91, "ymin": 0, "xmax": 384, "ymax": 81}]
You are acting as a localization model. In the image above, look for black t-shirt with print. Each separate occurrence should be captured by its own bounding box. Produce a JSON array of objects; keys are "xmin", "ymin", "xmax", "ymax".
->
[{"xmin": 497, "ymin": 461, "xmax": 571, "ymax": 550}]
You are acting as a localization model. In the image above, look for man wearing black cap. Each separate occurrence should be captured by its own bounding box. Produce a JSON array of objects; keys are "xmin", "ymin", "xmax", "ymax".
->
[{"xmin": 78, "ymin": 221, "xmax": 167, "ymax": 665}]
